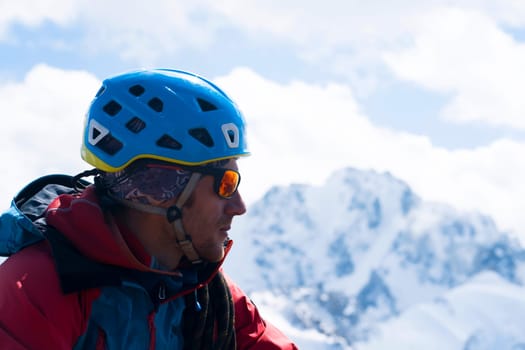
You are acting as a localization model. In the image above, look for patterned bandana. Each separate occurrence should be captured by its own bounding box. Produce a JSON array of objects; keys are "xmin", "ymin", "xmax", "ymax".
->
[
  {"xmin": 100, "ymin": 161, "xmax": 192, "ymax": 206},
  {"xmin": 99, "ymin": 159, "xmax": 230, "ymax": 206}
]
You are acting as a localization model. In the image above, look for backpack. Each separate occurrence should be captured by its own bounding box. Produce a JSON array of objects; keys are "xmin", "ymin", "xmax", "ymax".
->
[{"xmin": 0, "ymin": 174, "xmax": 87, "ymax": 257}]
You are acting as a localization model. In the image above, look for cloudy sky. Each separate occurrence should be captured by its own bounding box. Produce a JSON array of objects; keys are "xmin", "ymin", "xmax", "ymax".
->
[{"xmin": 1, "ymin": 0, "xmax": 524, "ymax": 241}]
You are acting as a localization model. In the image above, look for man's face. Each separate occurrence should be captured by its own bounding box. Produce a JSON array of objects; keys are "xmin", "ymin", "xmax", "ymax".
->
[{"xmin": 182, "ymin": 159, "xmax": 246, "ymax": 262}]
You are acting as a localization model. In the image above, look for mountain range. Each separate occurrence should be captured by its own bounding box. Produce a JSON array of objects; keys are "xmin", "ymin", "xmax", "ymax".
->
[{"xmin": 223, "ymin": 167, "xmax": 525, "ymax": 349}]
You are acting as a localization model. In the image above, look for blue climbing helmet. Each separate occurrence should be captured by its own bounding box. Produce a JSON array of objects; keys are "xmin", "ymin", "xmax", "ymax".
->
[{"xmin": 81, "ymin": 69, "xmax": 250, "ymax": 172}]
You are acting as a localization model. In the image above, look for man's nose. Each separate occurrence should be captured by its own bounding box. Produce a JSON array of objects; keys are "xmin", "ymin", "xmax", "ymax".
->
[{"xmin": 226, "ymin": 191, "xmax": 247, "ymax": 216}]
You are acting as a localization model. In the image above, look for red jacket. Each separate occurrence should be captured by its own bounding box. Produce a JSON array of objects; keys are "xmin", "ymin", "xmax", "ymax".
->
[{"xmin": 0, "ymin": 185, "xmax": 298, "ymax": 349}]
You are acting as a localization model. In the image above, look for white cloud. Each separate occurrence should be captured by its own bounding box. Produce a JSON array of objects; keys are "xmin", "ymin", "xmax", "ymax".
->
[
  {"xmin": 383, "ymin": 7, "xmax": 525, "ymax": 130},
  {"xmin": 2, "ymin": 1, "xmax": 525, "ymax": 63},
  {"xmin": 0, "ymin": 0, "xmax": 221, "ymax": 62},
  {"xmin": 0, "ymin": 64, "xmax": 100, "ymax": 200},
  {"xmin": 73, "ymin": 0, "xmax": 222, "ymax": 64},
  {"xmin": 0, "ymin": 0, "xmax": 76, "ymax": 39},
  {"xmin": 216, "ymin": 67, "xmax": 525, "ymax": 239}
]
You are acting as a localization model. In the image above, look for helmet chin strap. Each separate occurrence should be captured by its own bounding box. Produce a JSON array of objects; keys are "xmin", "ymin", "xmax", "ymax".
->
[
  {"xmin": 166, "ymin": 172, "xmax": 203, "ymax": 264},
  {"xmin": 107, "ymin": 172, "xmax": 204, "ymax": 265}
]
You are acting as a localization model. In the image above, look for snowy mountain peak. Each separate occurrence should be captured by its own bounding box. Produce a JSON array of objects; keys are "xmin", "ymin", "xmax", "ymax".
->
[{"xmin": 224, "ymin": 167, "xmax": 525, "ymax": 349}]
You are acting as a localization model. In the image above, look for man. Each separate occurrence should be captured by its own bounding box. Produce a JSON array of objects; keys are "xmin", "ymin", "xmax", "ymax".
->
[{"xmin": 0, "ymin": 69, "xmax": 298, "ymax": 349}]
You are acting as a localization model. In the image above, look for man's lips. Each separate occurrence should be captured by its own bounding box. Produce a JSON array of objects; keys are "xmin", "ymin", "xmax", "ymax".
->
[{"xmin": 219, "ymin": 220, "xmax": 232, "ymax": 232}]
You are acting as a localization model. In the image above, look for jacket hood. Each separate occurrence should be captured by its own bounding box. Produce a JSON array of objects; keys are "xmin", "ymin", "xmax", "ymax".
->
[
  {"xmin": 0, "ymin": 174, "xmax": 147, "ymax": 271},
  {"xmin": 46, "ymin": 185, "xmax": 155, "ymax": 272}
]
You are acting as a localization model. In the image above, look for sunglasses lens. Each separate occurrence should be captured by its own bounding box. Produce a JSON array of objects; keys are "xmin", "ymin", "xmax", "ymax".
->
[{"xmin": 218, "ymin": 170, "xmax": 240, "ymax": 198}]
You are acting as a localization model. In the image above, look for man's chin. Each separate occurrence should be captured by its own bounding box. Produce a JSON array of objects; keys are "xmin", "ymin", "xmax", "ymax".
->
[
  {"xmin": 198, "ymin": 247, "xmax": 225, "ymax": 263},
  {"xmin": 209, "ymin": 251, "xmax": 225, "ymax": 263}
]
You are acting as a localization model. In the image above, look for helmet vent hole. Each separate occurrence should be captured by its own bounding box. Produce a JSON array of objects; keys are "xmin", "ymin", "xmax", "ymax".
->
[
  {"xmin": 226, "ymin": 130, "xmax": 235, "ymax": 143},
  {"xmin": 129, "ymin": 84, "xmax": 145, "ymax": 96},
  {"xmin": 126, "ymin": 117, "xmax": 146, "ymax": 133},
  {"xmin": 197, "ymin": 98, "xmax": 218, "ymax": 112},
  {"xmin": 189, "ymin": 128, "xmax": 214, "ymax": 147},
  {"xmin": 91, "ymin": 128, "xmax": 101, "ymax": 139},
  {"xmin": 148, "ymin": 97, "xmax": 163, "ymax": 112},
  {"xmin": 102, "ymin": 100, "xmax": 122, "ymax": 116},
  {"xmin": 97, "ymin": 134, "xmax": 123, "ymax": 155},
  {"xmin": 95, "ymin": 86, "xmax": 106, "ymax": 97},
  {"xmin": 156, "ymin": 134, "xmax": 182, "ymax": 150}
]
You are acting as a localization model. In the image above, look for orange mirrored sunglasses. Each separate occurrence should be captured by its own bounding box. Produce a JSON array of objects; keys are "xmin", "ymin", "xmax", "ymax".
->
[
  {"xmin": 193, "ymin": 166, "xmax": 241, "ymax": 199},
  {"xmin": 146, "ymin": 162, "xmax": 241, "ymax": 199}
]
